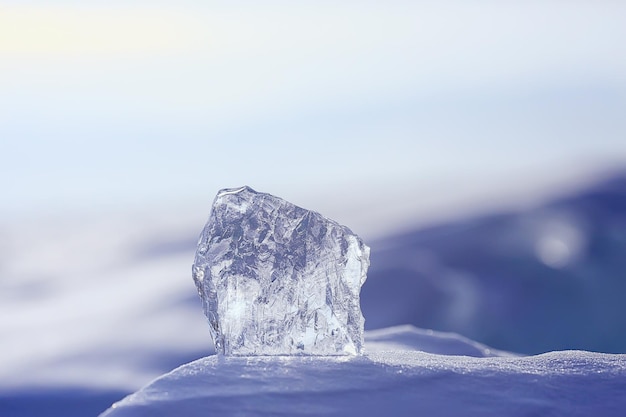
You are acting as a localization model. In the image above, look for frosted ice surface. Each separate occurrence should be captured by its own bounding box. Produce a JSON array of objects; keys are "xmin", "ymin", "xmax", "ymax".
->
[{"xmin": 192, "ymin": 186, "xmax": 370, "ymax": 356}]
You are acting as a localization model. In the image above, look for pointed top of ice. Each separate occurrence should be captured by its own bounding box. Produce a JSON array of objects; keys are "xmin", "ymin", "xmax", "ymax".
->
[{"xmin": 216, "ymin": 186, "xmax": 256, "ymax": 198}]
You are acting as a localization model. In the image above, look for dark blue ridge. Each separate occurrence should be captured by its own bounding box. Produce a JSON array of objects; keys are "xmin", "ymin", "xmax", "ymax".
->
[
  {"xmin": 362, "ymin": 169, "xmax": 626, "ymax": 355},
  {"xmin": 0, "ymin": 388, "xmax": 129, "ymax": 417}
]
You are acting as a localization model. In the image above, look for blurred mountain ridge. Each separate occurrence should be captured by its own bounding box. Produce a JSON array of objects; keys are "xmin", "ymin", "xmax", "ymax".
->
[{"xmin": 363, "ymin": 169, "xmax": 626, "ymax": 354}]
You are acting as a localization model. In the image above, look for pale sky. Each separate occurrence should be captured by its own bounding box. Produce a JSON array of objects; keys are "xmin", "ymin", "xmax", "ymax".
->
[{"xmin": 1, "ymin": 2, "xmax": 625, "ymax": 233}]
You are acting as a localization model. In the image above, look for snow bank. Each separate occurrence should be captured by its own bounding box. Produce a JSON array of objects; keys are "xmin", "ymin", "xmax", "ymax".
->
[
  {"xmin": 101, "ymin": 326, "xmax": 626, "ymax": 417},
  {"xmin": 2, "ymin": 173, "xmax": 626, "ymax": 416}
]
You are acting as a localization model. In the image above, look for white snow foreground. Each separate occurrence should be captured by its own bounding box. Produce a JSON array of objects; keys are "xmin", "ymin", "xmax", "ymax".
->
[{"xmin": 101, "ymin": 326, "xmax": 626, "ymax": 417}]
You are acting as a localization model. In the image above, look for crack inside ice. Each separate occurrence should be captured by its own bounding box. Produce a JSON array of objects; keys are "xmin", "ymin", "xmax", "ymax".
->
[{"xmin": 192, "ymin": 186, "xmax": 370, "ymax": 356}]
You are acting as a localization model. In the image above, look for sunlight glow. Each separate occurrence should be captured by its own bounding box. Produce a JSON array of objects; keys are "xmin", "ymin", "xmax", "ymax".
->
[
  {"xmin": 0, "ymin": 6, "xmax": 208, "ymax": 55},
  {"xmin": 535, "ymin": 217, "xmax": 587, "ymax": 269}
]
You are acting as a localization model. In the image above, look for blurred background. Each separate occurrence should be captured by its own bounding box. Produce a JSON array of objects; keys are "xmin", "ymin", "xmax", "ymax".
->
[{"xmin": 1, "ymin": 1, "xmax": 625, "ymax": 416}]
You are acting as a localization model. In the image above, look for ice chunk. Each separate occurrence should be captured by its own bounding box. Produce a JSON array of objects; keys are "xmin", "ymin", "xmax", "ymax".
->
[{"xmin": 192, "ymin": 186, "xmax": 370, "ymax": 356}]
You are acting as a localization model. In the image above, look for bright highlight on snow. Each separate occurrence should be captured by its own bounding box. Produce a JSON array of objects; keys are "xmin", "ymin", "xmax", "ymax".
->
[{"xmin": 192, "ymin": 186, "xmax": 370, "ymax": 356}]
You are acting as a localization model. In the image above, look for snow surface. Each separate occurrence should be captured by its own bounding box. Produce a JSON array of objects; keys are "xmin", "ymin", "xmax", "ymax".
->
[
  {"xmin": 0, "ymin": 210, "xmax": 212, "ymax": 393},
  {"xmin": 2, "ymin": 173, "xmax": 626, "ymax": 417},
  {"xmin": 101, "ymin": 325, "xmax": 626, "ymax": 417}
]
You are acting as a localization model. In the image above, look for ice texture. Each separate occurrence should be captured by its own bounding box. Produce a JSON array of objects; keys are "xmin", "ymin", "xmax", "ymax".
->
[{"xmin": 192, "ymin": 186, "xmax": 370, "ymax": 356}]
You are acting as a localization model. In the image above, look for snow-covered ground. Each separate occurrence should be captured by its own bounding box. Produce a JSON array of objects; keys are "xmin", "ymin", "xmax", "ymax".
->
[
  {"xmin": 2, "ymin": 3, "xmax": 625, "ymax": 416},
  {"xmin": 0, "ymin": 208, "xmax": 212, "ymax": 417},
  {"xmin": 1, "ymin": 172, "xmax": 626, "ymax": 417},
  {"xmin": 101, "ymin": 326, "xmax": 626, "ymax": 417}
]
